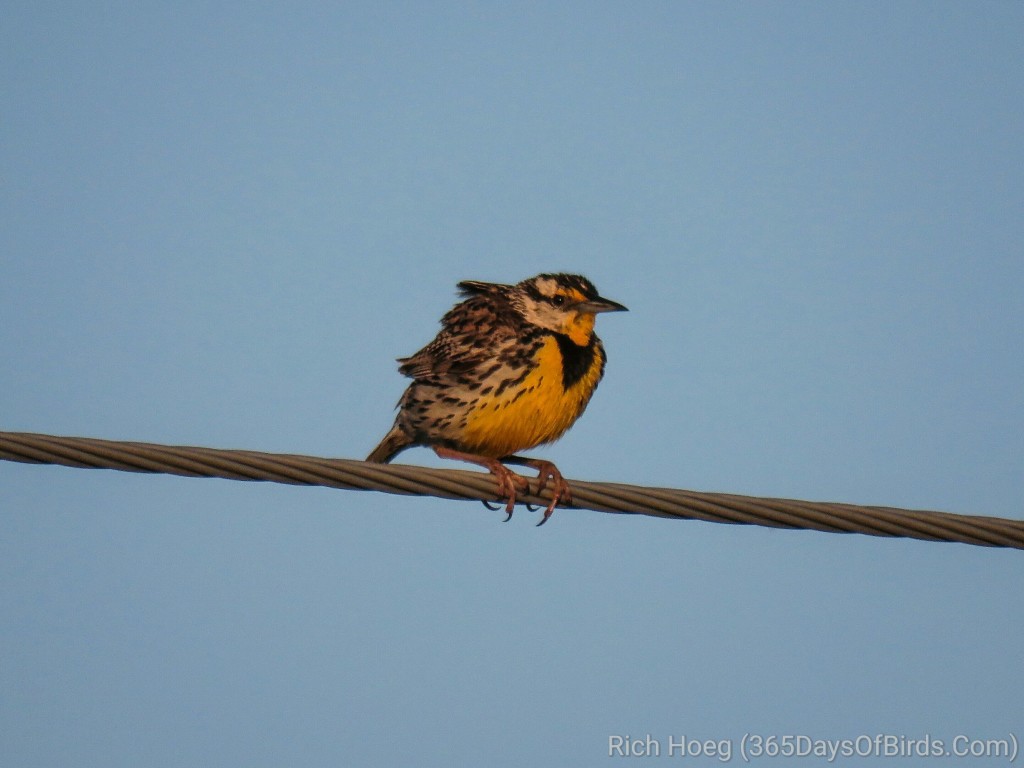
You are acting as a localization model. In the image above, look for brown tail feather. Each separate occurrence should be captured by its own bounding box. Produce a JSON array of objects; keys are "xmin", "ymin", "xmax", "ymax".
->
[{"xmin": 366, "ymin": 424, "xmax": 414, "ymax": 463}]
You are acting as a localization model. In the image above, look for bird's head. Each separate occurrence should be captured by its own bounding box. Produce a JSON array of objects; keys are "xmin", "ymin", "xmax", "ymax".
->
[{"xmin": 511, "ymin": 273, "xmax": 628, "ymax": 345}]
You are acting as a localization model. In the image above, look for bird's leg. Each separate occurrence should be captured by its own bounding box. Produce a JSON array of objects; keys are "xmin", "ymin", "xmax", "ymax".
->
[
  {"xmin": 433, "ymin": 446, "xmax": 529, "ymax": 521},
  {"xmin": 503, "ymin": 455, "xmax": 572, "ymax": 526}
]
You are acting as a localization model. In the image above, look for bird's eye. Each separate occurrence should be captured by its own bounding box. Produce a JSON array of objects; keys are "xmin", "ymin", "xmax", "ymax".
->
[{"xmin": 551, "ymin": 295, "xmax": 566, "ymax": 307}]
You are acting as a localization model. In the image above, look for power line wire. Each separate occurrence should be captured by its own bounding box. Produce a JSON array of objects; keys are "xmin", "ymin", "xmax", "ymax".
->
[{"xmin": 1, "ymin": 430, "xmax": 1021, "ymax": 549}]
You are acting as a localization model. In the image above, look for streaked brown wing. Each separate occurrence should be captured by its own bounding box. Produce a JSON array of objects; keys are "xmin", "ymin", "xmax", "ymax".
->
[{"xmin": 397, "ymin": 293, "xmax": 520, "ymax": 380}]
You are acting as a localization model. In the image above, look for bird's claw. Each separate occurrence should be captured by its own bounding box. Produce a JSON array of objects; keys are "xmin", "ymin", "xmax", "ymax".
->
[
  {"xmin": 463, "ymin": 452, "xmax": 570, "ymax": 526},
  {"xmin": 484, "ymin": 495, "xmax": 538, "ymax": 517},
  {"xmin": 484, "ymin": 464, "xmax": 530, "ymax": 521},
  {"xmin": 481, "ymin": 499, "xmax": 514, "ymax": 521},
  {"xmin": 530, "ymin": 461, "xmax": 572, "ymax": 526}
]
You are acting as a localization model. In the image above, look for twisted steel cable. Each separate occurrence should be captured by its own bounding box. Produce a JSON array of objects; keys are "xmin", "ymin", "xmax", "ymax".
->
[{"xmin": 2, "ymin": 430, "xmax": 1022, "ymax": 549}]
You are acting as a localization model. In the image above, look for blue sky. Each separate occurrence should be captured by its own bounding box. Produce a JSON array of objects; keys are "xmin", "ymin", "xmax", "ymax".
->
[{"xmin": 3, "ymin": 2, "xmax": 1022, "ymax": 766}]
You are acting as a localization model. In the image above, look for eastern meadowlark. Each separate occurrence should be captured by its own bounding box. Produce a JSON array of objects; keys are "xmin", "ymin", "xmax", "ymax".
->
[{"xmin": 367, "ymin": 273, "xmax": 627, "ymax": 524}]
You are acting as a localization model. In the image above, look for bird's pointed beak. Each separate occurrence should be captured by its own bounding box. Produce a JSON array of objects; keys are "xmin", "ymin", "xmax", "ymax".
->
[{"xmin": 576, "ymin": 296, "xmax": 628, "ymax": 314}]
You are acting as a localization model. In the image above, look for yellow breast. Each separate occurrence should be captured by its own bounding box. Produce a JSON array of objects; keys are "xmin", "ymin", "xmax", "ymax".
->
[{"xmin": 460, "ymin": 335, "xmax": 603, "ymax": 457}]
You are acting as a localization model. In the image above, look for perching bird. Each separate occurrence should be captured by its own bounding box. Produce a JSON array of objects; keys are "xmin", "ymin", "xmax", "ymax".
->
[{"xmin": 367, "ymin": 273, "xmax": 627, "ymax": 525}]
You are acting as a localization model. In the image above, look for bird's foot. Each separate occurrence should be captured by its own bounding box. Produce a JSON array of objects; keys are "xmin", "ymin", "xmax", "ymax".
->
[
  {"xmin": 434, "ymin": 446, "xmax": 529, "ymax": 521},
  {"xmin": 502, "ymin": 457, "xmax": 572, "ymax": 525},
  {"xmin": 475, "ymin": 462, "xmax": 532, "ymax": 524},
  {"xmin": 529, "ymin": 460, "xmax": 572, "ymax": 526},
  {"xmin": 484, "ymin": 461, "xmax": 531, "ymax": 521}
]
